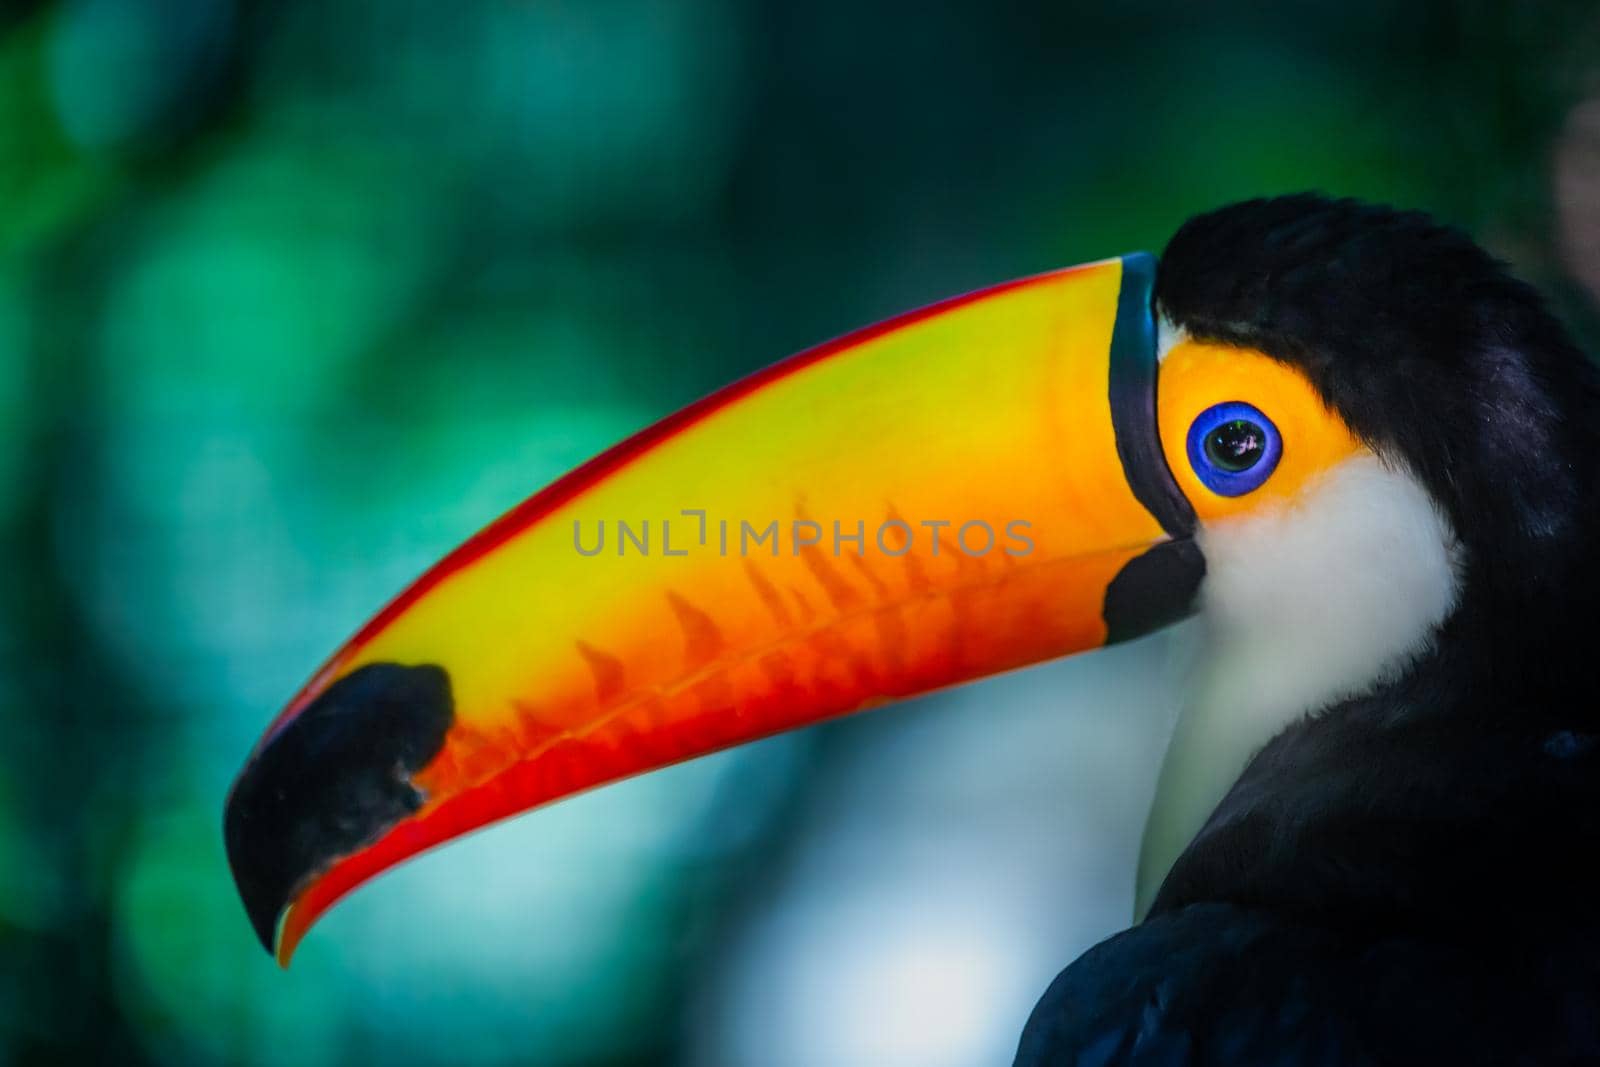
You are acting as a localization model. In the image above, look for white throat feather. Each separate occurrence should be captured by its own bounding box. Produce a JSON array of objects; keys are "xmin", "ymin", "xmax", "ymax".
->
[{"xmin": 1135, "ymin": 451, "xmax": 1463, "ymax": 916}]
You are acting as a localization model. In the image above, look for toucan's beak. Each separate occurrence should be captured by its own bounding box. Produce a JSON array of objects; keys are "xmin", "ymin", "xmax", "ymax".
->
[{"xmin": 225, "ymin": 252, "xmax": 1202, "ymax": 964}]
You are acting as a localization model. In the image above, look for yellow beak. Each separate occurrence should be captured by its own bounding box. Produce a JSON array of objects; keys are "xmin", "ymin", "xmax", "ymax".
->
[{"xmin": 225, "ymin": 252, "xmax": 1201, "ymax": 964}]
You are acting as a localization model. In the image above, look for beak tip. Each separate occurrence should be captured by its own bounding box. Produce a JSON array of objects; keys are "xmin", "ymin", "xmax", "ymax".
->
[
  {"xmin": 224, "ymin": 662, "xmax": 455, "ymax": 966},
  {"xmin": 248, "ymin": 901, "xmax": 282, "ymax": 959},
  {"xmin": 224, "ymin": 792, "xmax": 290, "ymax": 961}
]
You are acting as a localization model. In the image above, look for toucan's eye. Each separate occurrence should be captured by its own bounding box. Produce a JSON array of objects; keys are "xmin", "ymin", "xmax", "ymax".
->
[{"xmin": 1186, "ymin": 401, "xmax": 1282, "ymax": 496}]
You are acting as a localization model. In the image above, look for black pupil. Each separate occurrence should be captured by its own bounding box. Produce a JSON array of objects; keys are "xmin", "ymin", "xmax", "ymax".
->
[{"xmin": 1204, "ymin": 419, "xmax": 1265, "ymax": 472}]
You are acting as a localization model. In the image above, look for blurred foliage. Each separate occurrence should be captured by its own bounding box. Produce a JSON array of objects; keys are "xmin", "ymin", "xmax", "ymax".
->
[{"xmin": 3, "ymin": 1, "xmax": 1599, "ymax": 1064}]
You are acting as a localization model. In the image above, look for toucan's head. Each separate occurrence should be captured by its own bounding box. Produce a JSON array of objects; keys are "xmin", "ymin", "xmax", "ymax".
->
[{"xmin": 225, "ymin": 195, "xmax": 1600, "ymax": 963}]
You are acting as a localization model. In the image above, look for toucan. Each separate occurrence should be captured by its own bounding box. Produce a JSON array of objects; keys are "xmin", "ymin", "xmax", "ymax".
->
[{"xmin": 224, "ymin": 195, "xmax": 1600, "ymax": 1064}]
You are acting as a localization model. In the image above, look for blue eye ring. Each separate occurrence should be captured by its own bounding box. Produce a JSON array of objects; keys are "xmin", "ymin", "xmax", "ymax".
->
[{"xmin": 1185, "ymin": 401, "xmax": 1282, "ymax": 497}]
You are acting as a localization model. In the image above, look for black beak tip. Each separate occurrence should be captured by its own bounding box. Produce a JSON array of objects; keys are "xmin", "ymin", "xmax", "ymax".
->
[
  {"xmin": 227, "ymin": 834, "xmax": 284, "ymax": 957},
  {"xmin": 222, "ymin": 662, "xmax": 456, "ymax": 959}
]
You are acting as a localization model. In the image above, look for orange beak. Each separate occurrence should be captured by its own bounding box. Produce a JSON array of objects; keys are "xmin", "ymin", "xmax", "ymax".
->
[{"xmin": 224, "ymin": 253, "xmax": 1200, "ymax": 964}]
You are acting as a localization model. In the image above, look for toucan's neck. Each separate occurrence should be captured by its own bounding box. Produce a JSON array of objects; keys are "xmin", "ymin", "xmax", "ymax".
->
[
  {"xmin": 1149, "ymin": 552, "xmax": 1600, "ymax": 935},
  {"xmin": 1136, "ymin": 453, "xmax": 1463, "ymax": 916}
]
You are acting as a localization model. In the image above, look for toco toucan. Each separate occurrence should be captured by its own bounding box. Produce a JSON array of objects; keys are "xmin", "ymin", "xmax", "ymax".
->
[{"xmin": 225, "ymin": 196, "xmax": 1600, "ymax": 1065}]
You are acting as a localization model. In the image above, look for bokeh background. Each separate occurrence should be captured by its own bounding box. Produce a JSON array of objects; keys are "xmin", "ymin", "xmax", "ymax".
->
[{"xmin": 5, "ymin": 1, "xmax": 1600, "ymax": 1064}]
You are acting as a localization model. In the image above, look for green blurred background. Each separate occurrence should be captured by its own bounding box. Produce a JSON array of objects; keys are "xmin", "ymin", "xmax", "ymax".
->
[{"xmin": 4, "ymin": 1, "xmax": 1600, "ymax": 1064}]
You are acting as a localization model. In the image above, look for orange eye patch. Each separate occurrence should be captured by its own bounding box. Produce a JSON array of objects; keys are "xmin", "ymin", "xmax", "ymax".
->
[{"xmin": 1157, "ymin": 339, "xmax": 1364, "ymax": 522}]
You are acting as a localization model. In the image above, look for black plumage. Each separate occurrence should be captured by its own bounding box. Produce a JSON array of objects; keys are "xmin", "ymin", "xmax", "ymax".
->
[{"xmin": 1016, "ymin": 196, "xmax": 1600, "ymax": 1065}]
